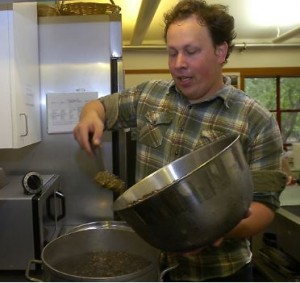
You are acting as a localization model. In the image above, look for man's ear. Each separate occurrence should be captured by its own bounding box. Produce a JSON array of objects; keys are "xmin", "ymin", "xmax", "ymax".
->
[{"xmin": 216, "ymin": 41, "xmax": 228, "ymax": 64}]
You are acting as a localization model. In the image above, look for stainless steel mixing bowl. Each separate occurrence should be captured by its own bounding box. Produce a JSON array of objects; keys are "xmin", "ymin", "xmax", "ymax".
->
[{"xmin": 113, "ymin": 135, "xmax": 253, "ymax": 252}]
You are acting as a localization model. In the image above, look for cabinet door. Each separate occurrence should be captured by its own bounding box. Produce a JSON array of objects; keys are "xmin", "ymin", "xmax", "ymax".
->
[
  {"xmin": 11, "ymin": 2, "xmax": 41, "ymax": 148},
  {"xmin": 0, "ymin": 7, "xmax": 14, "ymax": 148},
  {"xmin": 0, "ymin": 3, "xmax": 41, "ymax": 149}
]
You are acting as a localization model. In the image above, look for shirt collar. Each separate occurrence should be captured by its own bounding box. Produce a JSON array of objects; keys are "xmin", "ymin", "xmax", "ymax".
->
[{"xmin": 168, "ymin": 76, "xmax": 233, "ymax": 107}]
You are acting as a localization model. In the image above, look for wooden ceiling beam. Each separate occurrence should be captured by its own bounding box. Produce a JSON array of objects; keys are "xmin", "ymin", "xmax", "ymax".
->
[
  {"xmin": 272, "ymin": 26, "xmax": 300, "ymax": 43},
  {"xmin": 130, "ymin": 0, "xmax": 161, "ymax": 46}
]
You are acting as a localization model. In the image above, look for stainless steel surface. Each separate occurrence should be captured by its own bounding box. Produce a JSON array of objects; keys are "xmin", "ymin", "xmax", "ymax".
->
[
  {"xmin": 0, "ymin": 14, "xmax": 125, "ymax": 226},
  {"xmin": 0, "ymin": 175, "xmax": 63, "ymax": 270},
  {"xmin": 114, "ymin": 135, "xmax": 253, "ymax": 252},
  {"xmin": 273, "ymin": 211, "xmax": 300, "ymax": 271},
  {"xmin": 27, "ymin": 221, "xmax": 160, "ymax": 282},
  {"xmin": 0, "ymin": 168, "xmax": 8, "ymax": 189},
  {"xmin": 279, "ymin": 185, "xmax": 300, "ymax": 206},
  {"xmin": 275, "ymin": 186, "xmax": 300, "ymax": 263}
]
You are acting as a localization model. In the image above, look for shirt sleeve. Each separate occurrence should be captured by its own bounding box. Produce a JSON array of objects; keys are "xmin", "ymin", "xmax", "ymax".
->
[
  {"xmin": 99, "ymin": 93, "xmax": 119, "ymax": 129},
  {"xmin": 99, "ymin": 83, "xmax": 144, "ymax": 130},
  {"xmin": 240, "ymin": 97, "xmax": 285, "ymax": 210},
  {"xmin": 251, "ymin": 170, "xmax": 287, "ymax": 210}
]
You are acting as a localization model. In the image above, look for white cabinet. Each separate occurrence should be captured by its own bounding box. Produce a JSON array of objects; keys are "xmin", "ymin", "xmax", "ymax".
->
[{"xmin": 0, "ymin": 2, "xmax": 41, "ymax": 148}]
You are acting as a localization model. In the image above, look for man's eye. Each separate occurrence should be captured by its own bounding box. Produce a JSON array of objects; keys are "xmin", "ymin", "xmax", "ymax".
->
[
  {"xmin": 168, "ymin": 52, "xmax": 177, "ymax": 57},
  {"xmin": 186, "ymin": 49, "xmax": 197, "ymax": 55}
]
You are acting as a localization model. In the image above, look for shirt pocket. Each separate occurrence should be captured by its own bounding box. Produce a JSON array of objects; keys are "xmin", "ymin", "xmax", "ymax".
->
[{"xmin": 139, "ymin": 111, "xmax": 173, "ymax": 148}]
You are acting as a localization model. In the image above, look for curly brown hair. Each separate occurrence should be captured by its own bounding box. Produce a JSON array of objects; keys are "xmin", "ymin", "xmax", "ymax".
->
[{"xmin": 163, "ymin": 0, "xmax": 236, "ymax": 64}]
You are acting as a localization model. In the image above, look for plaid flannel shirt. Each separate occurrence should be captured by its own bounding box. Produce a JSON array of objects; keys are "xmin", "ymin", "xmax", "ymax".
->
[{"xmin": 100, "ymin": 76, "xmax": 283, "ymax": 281}]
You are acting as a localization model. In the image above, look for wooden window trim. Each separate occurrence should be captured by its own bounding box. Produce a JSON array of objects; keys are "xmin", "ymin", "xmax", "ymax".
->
[{"xmin": 125, "ymin": 67, "xmax": 300, "ymax": 90}]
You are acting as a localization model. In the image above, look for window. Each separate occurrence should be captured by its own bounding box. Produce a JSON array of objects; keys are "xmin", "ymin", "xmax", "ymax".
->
[{"xmin": 244, "ymin": 76, "xmax": 300, "ymax": 145}]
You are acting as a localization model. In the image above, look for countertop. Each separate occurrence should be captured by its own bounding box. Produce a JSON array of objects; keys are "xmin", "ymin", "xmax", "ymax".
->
[
  {"xmin": 278, "ymin": 185, "xmax": 300, "ymax": 223},
  {"xmin": 279, "ymin": 185, "xmax": 300, "ymax": 206}
]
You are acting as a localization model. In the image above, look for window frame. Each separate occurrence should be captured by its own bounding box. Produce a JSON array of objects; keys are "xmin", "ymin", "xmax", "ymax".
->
[{"xmin": 233, "ymin": 68, "xmax": 300, "ymax": 146}]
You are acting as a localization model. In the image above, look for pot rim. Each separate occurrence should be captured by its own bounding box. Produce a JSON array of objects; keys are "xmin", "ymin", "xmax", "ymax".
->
[
  {"xmin": 66, "ymin": 220, "xmax": 131, "ymax": 234},
  {"xmin": 41, "ymin": 226, "xmax": 158, "ymax": 281}
]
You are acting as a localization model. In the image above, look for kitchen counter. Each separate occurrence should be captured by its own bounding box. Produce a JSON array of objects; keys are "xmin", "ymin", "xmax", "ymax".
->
[
  {"xmin": 279, "ymin": 184, "xmax": 300, "ymax": 207},
  {"xmin": 252, "ymin": 185, "xmax": 300, "ymax": 281},
  {"xmin": 277, "ymin": 184, "xmax": 300, "ymax": 234},
  {"xmin": 275, "ymin": 185, "xmax": 300, "ymax": 265}
]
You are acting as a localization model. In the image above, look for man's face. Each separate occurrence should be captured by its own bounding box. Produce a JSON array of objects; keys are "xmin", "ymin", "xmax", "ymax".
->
[{"xmin": 167, "ymin": 15, "xmax": 227, "ymax": 102}]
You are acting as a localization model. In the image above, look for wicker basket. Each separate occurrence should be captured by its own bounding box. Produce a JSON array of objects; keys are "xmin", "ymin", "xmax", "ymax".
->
[
  {"xmin": 56, "ymin": 0, "xmax": 121, "ymax": 16},
  {"xmin": 37, "ymin": 4, "xmax": 60, "ymax": 17}
]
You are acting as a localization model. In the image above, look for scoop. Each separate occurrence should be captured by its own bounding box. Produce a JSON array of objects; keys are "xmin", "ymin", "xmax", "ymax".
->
[
  {"xmin": 94, "ymin": 170, "xmax": 126, "ymax": 194},
  {"xmin": 92, "ymin": 144, "xmax": 126, "ymax": 194}
]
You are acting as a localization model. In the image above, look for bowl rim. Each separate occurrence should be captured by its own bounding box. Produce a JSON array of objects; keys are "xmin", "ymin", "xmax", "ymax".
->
[{"xmin": 113, "ymin": 134, "xmax": 241, "ymax": 211}]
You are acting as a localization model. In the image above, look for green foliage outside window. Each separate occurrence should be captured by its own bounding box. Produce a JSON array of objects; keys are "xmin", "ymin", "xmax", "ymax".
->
[{"xmin": 245, "ymin": 77, "xmax": 300, "ymax": 144}]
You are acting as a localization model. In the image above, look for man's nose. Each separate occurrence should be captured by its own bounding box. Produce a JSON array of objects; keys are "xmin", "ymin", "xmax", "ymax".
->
[{"xmin": 175, "ymin": 53, "xmax": 187, "ymax": 68}]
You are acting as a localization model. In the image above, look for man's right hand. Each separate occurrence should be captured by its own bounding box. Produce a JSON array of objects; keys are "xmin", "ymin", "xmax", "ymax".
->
[{"xmin": 73, "ymin": 100, "xmax": 105, "ymax": 157}]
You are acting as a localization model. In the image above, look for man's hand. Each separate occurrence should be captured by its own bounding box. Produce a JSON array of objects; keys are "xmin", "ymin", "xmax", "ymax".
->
[{"xmin": 73, "ymin": 100, "xmax": 105, "ymax": 157}]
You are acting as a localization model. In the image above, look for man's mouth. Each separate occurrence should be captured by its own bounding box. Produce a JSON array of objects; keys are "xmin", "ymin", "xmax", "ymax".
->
[{"xmin": 177, "ymin": 76, "xmax": 192, "ymax": 86}]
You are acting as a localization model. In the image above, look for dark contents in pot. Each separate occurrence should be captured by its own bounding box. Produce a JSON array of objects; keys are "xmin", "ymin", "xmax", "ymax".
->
[{"xmin": 53, "ymin": 250, "xmax": 151, "ymax": 278}]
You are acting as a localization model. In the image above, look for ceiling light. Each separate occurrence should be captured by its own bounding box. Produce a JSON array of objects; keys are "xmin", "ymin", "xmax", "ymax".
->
[{"xmin": 248, "ymin": 0, "xmax": 300, "ymax": 27}]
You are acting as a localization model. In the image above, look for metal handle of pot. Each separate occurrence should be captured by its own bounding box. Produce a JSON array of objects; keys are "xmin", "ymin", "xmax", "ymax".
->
[
  {"xmin": 159, "ymin": 263, "xmax": 179, "ymax": 282},
  {"xmin": 25, "ymin": 259, "xmax": 43, "ymax": 282}
]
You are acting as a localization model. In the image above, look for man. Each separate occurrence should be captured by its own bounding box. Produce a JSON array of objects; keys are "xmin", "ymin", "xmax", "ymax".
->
[{"xmin": 73, "ymin": 0, "xmax": 283, "ymax": 281}]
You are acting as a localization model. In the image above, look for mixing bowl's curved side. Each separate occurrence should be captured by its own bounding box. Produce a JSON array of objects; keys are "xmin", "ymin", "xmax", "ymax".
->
[
  {"xmin": 114, "ymin": 135, "xmax": 241, "ymax": 211},
  {"xmin": 113, "ymin": 134, "xmax": 253, "ymax": 252}
]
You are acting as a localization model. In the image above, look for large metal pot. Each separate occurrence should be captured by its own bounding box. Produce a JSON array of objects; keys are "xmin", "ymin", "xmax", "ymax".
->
[
  {"xmin": 113, "ymin": 135, "xmax": 253, "ymax": 252},
  {"xmin": 26, "ymin": 221, "xmax": 165, "ymax": 281}
]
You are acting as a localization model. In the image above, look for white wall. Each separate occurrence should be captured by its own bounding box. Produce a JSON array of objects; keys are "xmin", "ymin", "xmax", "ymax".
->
[
  {"xmin": 228, "ymin": 47, "xmax": 300, "ymax": 68},
  {"xmin": 123, "ymin": 50, "xmax": 169, "ymax": 87},
  {"xmin": 123, "ymin": 47, "xmax": 300, "ymax": 87}
]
